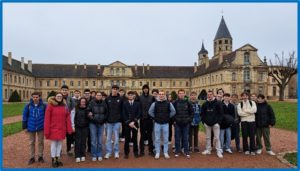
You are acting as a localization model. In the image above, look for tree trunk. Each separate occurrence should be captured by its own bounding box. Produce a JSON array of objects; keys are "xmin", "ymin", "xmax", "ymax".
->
[{"xmin": 279, "ymin": 85, "xmax": 285, "ymax": 101}]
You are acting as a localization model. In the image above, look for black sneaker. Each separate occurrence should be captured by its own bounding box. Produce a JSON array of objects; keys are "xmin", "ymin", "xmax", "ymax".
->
[
  {"xmin": 38, "ymin": 156, "xmax": 45, "ymax": 163},
  {"xmin": 55, "ymin": 157, "xmax": 63, "ymax": 167},
  {"xmin": 28, "ymin": 158, "xmax": 35, "ymax": 165},
  {"xmin": 194, "ymin": 148, "xmax": 200, "ymax": 153},
  {"xmin": 51, "ymin": 158, "xmax": 58, "ymax": 168}
]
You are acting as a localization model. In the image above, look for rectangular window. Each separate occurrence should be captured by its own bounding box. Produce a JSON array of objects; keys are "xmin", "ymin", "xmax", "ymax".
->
[
  {"xmin": 186, "ymin": 81, "xmax": 189, "ymax": 87},
  {"xmin": 173, "ymin": 81, "xmax": 176, "ymax": 86},
  {"xmin": 258, "ymin": 86, "xmax": 263, "ymax": 94},
  {"xmin": 160, "ymin": 81, "xmax": 162, "ymax": 87},
  {"xmin": 5, "ymin": 89, "xmax": 7, "ymax": 99},
  {"xmin": 93, "ymin": 81, "xmax": 96, "ymax": 87},
  {"xmin": 54, "ymin": 80, "xmax": 58, "ymax": 87},
  {"xmin": 4, "ymin": 74, "xmax": 7, "ymax": 82},
  {"xmin": 232, "ymin": 86, "xmax": 236, "ymax": 94},
  {"xmin": 140, "ymin": 81, "xmax": 143, "ymax": 86},
  {"xmin": 40, "ymin": 81, "xmax": 42, "ymax": 87},
  {"xmin": 19, "ymin": 77, "xmax": 21, "ymax": 84},
  {"xmin": 78, "ymin": 81, "xmax": 81, "ymax": 87},
  {"xmin": 62, "ymin": 80, "xmax": 66, "ymax": 85},
  {"xmin": 70, "ymin": 81, "xmax": 74, "ymax": 87},
  {"xmin": 14, "ymin": 76, "xmax": 17, "ymax": 83},
  {"xmin": 258, "ymin": 72, "xmax": 264, "ymax": 81},
  {"xmin": 85, "ymin": 81, "xmax": 88, "ymax": 86},
  {"xmin": 179, "ymin": 81, "xmax": 182, "ymax": 86},
  {"xmin": 132, "ymin": 81, "xmax": 135, "ymax": 87},
  {"xmin": 153, "ymin": 82, "xmax": 156, "ymax": 86},
  {"xmin": 47, "ymin": 81, "xmax": 50, "ymax": 87}
]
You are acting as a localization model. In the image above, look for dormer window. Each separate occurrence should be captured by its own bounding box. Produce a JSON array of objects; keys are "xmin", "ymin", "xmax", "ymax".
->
[{"xmin": 244, "ymin": 52, "xmax": 250, "ymax": 65}]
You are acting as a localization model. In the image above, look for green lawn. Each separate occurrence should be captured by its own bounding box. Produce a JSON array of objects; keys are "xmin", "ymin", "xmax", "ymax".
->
[
  {"xmin": 3, "ymin": 103, "xmax": 26, "ymax": 118},
  {"xmin": 269, "ymin": 102, "xmax": 297, "ymax": 132},
  {"xmin": 283, "ymin": 152, "xmax": 297, "ymax": 166},
  {"xmin": 3, "ymin": 121, "xmax": 23, "ymax": 137}
]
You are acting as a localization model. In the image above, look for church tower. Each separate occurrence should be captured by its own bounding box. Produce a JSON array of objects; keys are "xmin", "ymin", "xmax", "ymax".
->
[{"xmin": 214, "ymin": 16, "xmax": 233, "ymax": 56}]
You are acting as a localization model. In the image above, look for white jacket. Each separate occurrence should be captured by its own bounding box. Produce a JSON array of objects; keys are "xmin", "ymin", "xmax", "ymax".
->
[{"xmin": 237, "ymin": 100, "xmax": 257, "ymax": 122}]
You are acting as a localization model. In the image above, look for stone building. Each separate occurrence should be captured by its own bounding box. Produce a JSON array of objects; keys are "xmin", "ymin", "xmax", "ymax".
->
[{"xmin": 2, "ymin": 16, "xmax": 296, "ymax": 101}]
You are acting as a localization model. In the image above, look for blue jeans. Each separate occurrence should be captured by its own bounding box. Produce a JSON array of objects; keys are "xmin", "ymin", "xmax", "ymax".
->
[
  {"xmin": 220, "ymin": 127, "xmax": 232, "ymax": 150},
  {"xmin": 175, "ymin": 123, "xmax": 189, "ymax": 154},
  {"xmin": 89, "ymin": 123, "xmax": 104, "ymax": 158},
  {"xmin": 154, "ymin": 122, "xmax": 169, "ymax": 154},
  {"xmin": 105, "ymin": 122, "xmax": 121, "ymax": 155}
]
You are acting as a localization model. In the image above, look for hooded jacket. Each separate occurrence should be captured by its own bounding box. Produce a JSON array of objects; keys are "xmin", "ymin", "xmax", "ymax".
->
[
  {"xmin": 201, "ymin": 98, "xmax": 224, "ymax": 126},
  {"xmin": 22, "ymin": 98, "xmax": 47, "ymax": 132},
  {"xmin": 139, "ymin": 91, "xmax": 155, "ymax": 119},
  {"xmin": 44, "ymin": 96, "xmax": 72, "ymax": 140}
]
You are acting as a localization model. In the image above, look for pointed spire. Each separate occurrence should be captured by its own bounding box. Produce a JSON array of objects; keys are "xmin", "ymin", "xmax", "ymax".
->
[
  {"xmin": 198, "ymin": 41, "xmax": 208, "ymax": 55},
  {"xmin": 214, "ymin": 16, "xmax": 232, "ymax": 40}
]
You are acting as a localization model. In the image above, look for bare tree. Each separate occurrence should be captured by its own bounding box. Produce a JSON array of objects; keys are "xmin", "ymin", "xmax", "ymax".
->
[{"xmin": 269, "ymin": 51, "xmax": 297, "ymax": 101}]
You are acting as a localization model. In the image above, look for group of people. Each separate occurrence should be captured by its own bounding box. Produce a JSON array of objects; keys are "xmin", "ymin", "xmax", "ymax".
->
[{"xmin": 22, "ymin": 84, "xmax": 276, "ymax": 167}]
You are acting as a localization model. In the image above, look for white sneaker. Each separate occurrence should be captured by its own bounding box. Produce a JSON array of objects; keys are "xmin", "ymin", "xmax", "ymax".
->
[
  {"xmin": 71, "ymin": 144, "xmax": 75, "ymax": 148},
  {"xmin": 202, "ymin": 150, "xmax": 211, "ymax": 155},
  {"xmin": 267, "ymin": 151, "xmax": 276, "ymax": 156},
  {"xmin": 80, "ymin": 157, "xmax": 85, "ymax": 162},
  {"xmin": 92, "ymin": 157, "xmax": 97, "ymax": 161},
  {"xmin": 104, "ymin": 153, "xmax": 111, "ymax": 159},
  {"xmin": 245, "ymin": 151, "xmax": 250, "ymax": 155},
  {"xmin": 120, "ymin": 138, "xmax": 125, "ymax": 142},
  {"xmin": 217, "ymin": 152, "xmax": 223, "ymax": 158},
  {"xmin": 98, "ymin": 157, "xmax": 103, "ymax": 161},
  {"xmin": 168, "ymin": 141, "xmax": 172, "ymax": 145},
  {"xmin": 144, "ymin": 140, "xmax": 149, "ymax": 145},
  {"xmin": 164, "ymin": 153, "xmax": 170, "ymax": 159},
  {"xmin": 251, "ymin": 152, "xmax": 256, "ymax": 156},
  {"xmin": 256, "ymin": 149, "xmax": 262, "ymax": 154},
  {"xmin": 75, "ymin": 158, "xmax": 80, "ymax": 163},
  {"xmin": 225, "ymin": 149, "xmax": 233, "ymax": 154},
  {"xmin": 115, "ymin": 153, "xmax": 119, "ymax": 159},
  {"xmin": 129, "ymin": 142, "xmax": 133, "ymax": 146},
  {"xmin": 155, "ymin": 153, "xmax": 160, "ymax": 159}
]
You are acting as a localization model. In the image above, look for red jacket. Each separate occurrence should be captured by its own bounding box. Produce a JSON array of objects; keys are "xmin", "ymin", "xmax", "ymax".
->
[{"xmin": 44, "ymin": 97, "xmax": 72, "ymax": 140}]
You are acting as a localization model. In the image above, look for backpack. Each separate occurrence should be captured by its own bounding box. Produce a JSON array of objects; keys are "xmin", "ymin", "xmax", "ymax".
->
[
  {"xmin": 240, "ymin": 100, "xmax": 252, "ymax": 109},
  {"xmin": 26, "ymin": 102, "xmax": 46, "ymax": 118}
]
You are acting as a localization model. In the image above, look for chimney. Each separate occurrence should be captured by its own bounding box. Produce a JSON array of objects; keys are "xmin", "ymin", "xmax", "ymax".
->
[
  {"xmin": 21, "ymin": 57, "xmax": 25, "ymax": 70},
  {"xmin": 84, "ymin": 63, "xmax": 86, "ymax": 69},
  {"xmin": 134, "ymin": 64, "xmax": 138, "ymax": 71},
  {"xmin": 28, "ymin": 60, "xmax": 32, "ymax": 72},
  {"xmin": 264, "ymin": 56, "xmax": 267, "ymax": 65},
  {"xmin": 75, "ymin": 63, "xmax": 77, "ymax": 69},
  {"xmin": 205, "ymin": 58, "xmax": 209, "ymax": 69},
  {"xmin": 194, "ymin": 62, "xmax": 197, "ymax": 73},
  {"xmin": 97, "ymin": 64, "xmax": 101, "ymax": 70},
  {"xmin": 142, "ymin": 63, "xmax": 145, "ymax": 74},
  {"xmin": 8, "ymin": 52, "xmax": 12, "ymax": 66},
  {"xmin": 219, "ymin": 53, "xmax": 224, "ymax": 65},
  {"xmin": 147, "ymin": 64, "xmax": 150, "ymax": 70}
]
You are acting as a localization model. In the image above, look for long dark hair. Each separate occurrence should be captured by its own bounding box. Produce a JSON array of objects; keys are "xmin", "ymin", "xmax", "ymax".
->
[{"xmin": 76, "ymin": 97, "xmax": 88, "ymax": 109}]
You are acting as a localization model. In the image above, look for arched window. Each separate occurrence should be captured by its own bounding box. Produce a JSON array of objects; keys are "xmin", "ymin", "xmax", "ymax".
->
[
  {"xmin": 244, "ymin": 68, "xmax": 250, "ymax": 81},
  {"xmin": 232, "ymin": 72, "xmax": 237, "ymax": 81},
  {"xmin": 244, "ymin": 52, "xmax": 250, "ymax": 65}
]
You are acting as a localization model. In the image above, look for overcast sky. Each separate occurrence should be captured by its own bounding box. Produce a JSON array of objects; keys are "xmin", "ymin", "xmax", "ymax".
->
[{"xmin": 3, "ymin": 3, "xmax": 297, "ymax": 66}]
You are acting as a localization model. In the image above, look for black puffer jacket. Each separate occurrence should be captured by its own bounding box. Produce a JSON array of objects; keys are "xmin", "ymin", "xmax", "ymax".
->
[
  {"xmin": 88, "ymin": 99, "xmax": 108, "ymax": 124},
  {"xmin": 75, "ymin": 107, "xmax": 89, "ymax": 128},
  {"xmin": 220, "ymin": 102, "xmax": 235, "ymax": 129},
  {"xmin": 255, "ymin": 101, "xmax": 276, "ymax": 128},
  {"xmin": 105, "ymin": 94, "xmax": 123, "ymax": 123},
  {"xmin": 201, "ymin": 98, "xmax": 224, "ymax": 126},
  {"xmin": 139, "ymin": 93, "xmax": 155, "ymax": 119},
  {"xmin": 173, "ymin": 99, "xmax": 194, "ymax": 125}
]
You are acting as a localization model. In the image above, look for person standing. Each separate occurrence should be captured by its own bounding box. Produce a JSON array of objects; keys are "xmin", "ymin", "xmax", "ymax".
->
[
  {"xmin": 230, "ymin": 94, "xmax": 242, "ymax": 152},
  {"xmin": 72, "ymin": 90, "xmax": 81, "ymax": 106},
  {"xmin": 104, "ymin": 85, "xmax": 123, "ymax": 159},
  {"xmin": 167, "ymin": 94, "xmax": 175, "ymax": 145},
  {"xmin": 83, "ymin": 89, "xmax": 92, "ymax": 153},
  {"xmin": 119, "ymin": 89, "xmax": 127, "ymax": 143},
  {"xmin": 189, "ymin": 91, "xmax": 201, "ymax": 153},
  {"xmin": 173, "ymin": 89, "xmax": 194, "ymax": 158},
  {"xmin": 61, "ymin": 85, "xmax": 76, "ymax": 157},
  {"xmin": 22, "ymin": 92, "xmax": 47, "ymax": 165},
  {"xmin": 139, "ymin": 84, "xmax": 155, "ymax": 157},
  {"xmin": 122, "ymin": 91, "xmax": 141, "ymax": 158},
  {"xmin": 74, "ymin": 98, "xmax": 89, "ymax": 163},
  {"xmin": 255, "ymin": 94, "xmax": 276, "ymax": 156},
  {"xmin": 220, "ymin": 93, "xmax": 235, "ymax": 154},
  {"xmin": 201, "ymin": 90, "xmax": 224, "ymax": 158},
  {"xmin": 237, "ymin": 92, "xmax": 257, "ymax": 155},
  {"xmin": 44, "ymin": 93, "xmax": 72, "ymax": 167},
  {"xmin": 88, "ymin": 92, "xmax": 108, "ymax": 161},
  {"xmin": 148, "ymin": 90, "xmax": 176, "ymax": 160}
]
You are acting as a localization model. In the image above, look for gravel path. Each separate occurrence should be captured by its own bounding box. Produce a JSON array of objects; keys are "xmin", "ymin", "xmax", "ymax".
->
[
  {"xmin": 3, "ymin": 115, "xmax": 23, "ymax": 125},
  {"xmin": 3, "ymin": 128, "xmax": 297, "ymax": 168}
]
